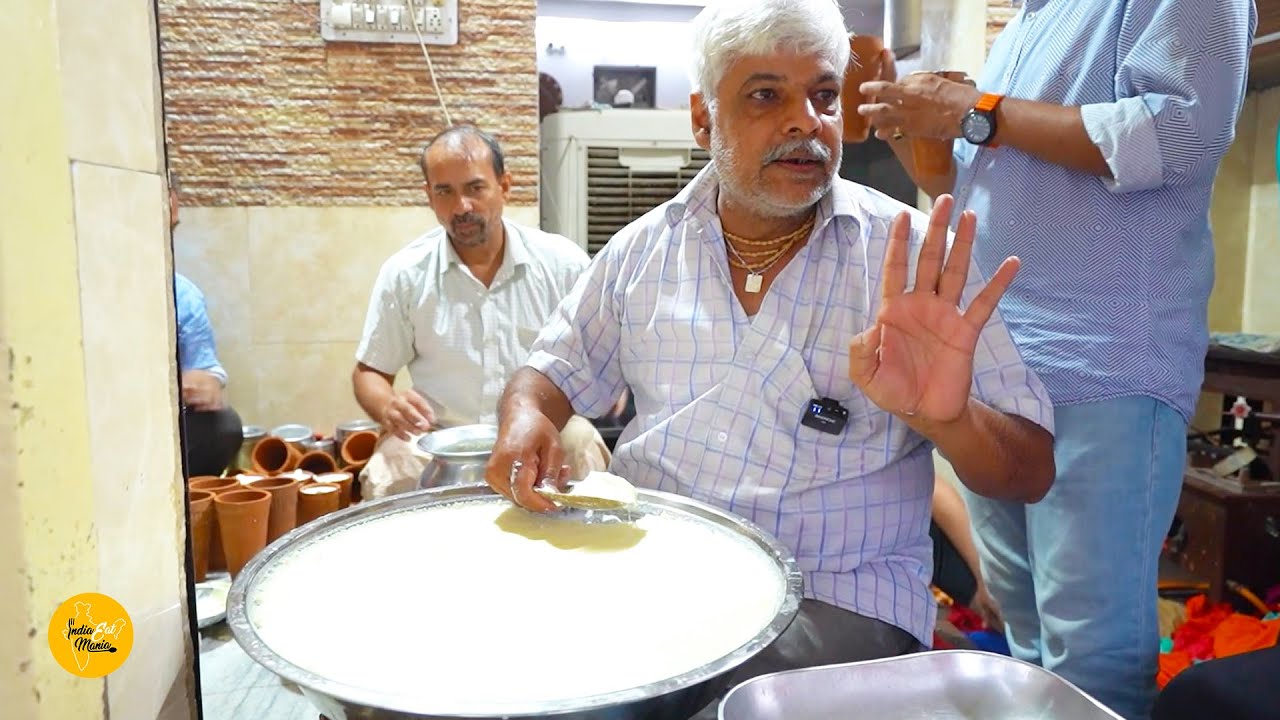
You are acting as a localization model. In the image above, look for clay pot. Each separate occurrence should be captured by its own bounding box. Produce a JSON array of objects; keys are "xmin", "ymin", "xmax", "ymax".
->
[
  {"xmin": 189, "ymin": 476, "xmax": 239, "ymax": 493},
  {"xmin": 214, "ymin": 488, "xmax": 272, "ymax": 579},
  {"xmin": 188, "ymin": 476, "xmax": 241, "ymax": 572},
  {"xmin": 342, "ymin": 463, "xmax": 366, "ymax": 504},
  {"xmin": 297, "ymin": 483, "xmax": 341, "ymax": 525},
  {"xmin": 909, "ymin": 70, "xmax": 969, "ymax": 178},
  {"xmin": 314, "ymin": 471, "xmax": 354, "ymax": 509},
  {"xmin": 252, "ymin": 435, "xmax": 302, "ymax": 475},
  {"xmin": 248, "ymin": 476, "xmax": 301, "ymax": 544},
  {"xmin": 188, "ymin": 489, "xmax": 216, "ymax": 583},
  {"xmin": 297, "ymin": 450, "xmax": 338, "ymax": 475},
  {"xmin": 841, "ymin": 34, "xmax": 885, "ymax": 143},
  {"xmin": 339, "ymin": 430, "xmax": 379, "ymax": 466}
]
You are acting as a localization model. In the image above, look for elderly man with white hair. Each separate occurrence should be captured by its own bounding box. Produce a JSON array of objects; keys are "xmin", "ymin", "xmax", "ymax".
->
[{"xmin": 486, "ymin": 0, "xmax": 1055, "ymax": 707}]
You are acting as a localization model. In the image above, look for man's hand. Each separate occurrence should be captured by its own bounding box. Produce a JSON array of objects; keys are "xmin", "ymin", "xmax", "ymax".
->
[
  {"xmin": 485, "ymin": 406, "xmax": 567, "ymax": 513},
  {"xmin": 859, "ymin": 71, "xmax": 981, "ymax": 141},
  {"xmin": 848, "ymin": 195, "xmax": 1019, "ymax": 426},
  {"xmin": 971, "ymin": 582, "xmax": 1004, "ymax": 632},
  {"xmin": 181, "ymin": 370, "xmax": 225, "ymax": 411},
  {"xmin": 380, "ymin": 390, "xmax": 437, "ymax": 440}
]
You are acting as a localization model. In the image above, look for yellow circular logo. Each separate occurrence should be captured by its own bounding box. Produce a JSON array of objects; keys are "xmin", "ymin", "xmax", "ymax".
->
[{"xmin": 47, "ymin": 593, "xmax": 133, "ymax": 678}]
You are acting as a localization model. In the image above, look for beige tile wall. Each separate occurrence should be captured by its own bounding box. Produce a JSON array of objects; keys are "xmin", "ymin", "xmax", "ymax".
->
[
  {"xmin": 1242, "ymin": 89, "xmax": 1280, "ymax": 334},
  {"xmin": 70, "ymin": 162, "xmax": 191, "ymax": 720},
  {"xmin": 173, "ymin": 205, "xmax": 540, "ymax": 435}
]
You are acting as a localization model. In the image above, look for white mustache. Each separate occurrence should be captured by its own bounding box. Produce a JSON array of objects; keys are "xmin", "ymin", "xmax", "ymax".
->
[{"xmin": 762, "ymin": 139, "xmax": 831, "ymax": 165}]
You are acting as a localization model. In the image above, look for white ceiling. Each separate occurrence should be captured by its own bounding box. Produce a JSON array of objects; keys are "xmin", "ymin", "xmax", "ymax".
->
[{"xmin": 538, "ymin": 0, "xmax": 887, "ymax": 35}]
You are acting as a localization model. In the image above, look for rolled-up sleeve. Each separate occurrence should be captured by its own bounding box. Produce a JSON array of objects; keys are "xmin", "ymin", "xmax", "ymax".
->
[
  {"xmin": 526, "ymin": 244, "xmax": 627, "ymax": 419},
  {"xmin": 1081, "ymin": 0, "xmax": 1255, "ymax": 193},
  {"xmin": 355, "ymin": 260, "xmax": 414, "ymax": 375}
]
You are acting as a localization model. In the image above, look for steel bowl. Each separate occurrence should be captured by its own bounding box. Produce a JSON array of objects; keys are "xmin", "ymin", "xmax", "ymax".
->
[
  {"xmin": 270, "ymin": 423, "xmax": 314, "ymax": 450},
  {"xmin": 337, "ymin": 418, "xmax": 381, "ymax": 447},
  {"xmin": 416, "ymin": 424, "xmax": 499, "ymax": 489},
  {"xmin": 227, "ymin": 483, "xmax": 803, "ymax": 720},
  {"xmin": 718, "ymin": 650, "xmax": 1124, "ymax": 720},
  {"xmin": 237, "ymin": 425, "xmax": 267, "ymax": 471}
]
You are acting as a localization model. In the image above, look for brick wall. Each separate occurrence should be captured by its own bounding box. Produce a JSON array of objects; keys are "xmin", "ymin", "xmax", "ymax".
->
[
  {"xmin": 986, "ymin": 0, "xmax": 1017, "ymax": 52},
  {"xmin": 158, "ymin": 0, "xmax": 538, "ymax": 206}
]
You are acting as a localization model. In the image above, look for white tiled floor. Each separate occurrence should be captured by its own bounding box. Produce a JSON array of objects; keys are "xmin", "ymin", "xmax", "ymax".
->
[{"xmin": 198, "ymin": 624, "xmax": 317, "ymax": 720}]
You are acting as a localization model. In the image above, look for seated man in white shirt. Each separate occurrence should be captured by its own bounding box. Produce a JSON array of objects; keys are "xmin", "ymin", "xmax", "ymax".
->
[
  {"xmin": 352, "ymin": 125, "xmax": 609, "ymax": 497},
  {"xmin": 485, "ymin": 2, "xmax": 1055, "ymax": 716}
]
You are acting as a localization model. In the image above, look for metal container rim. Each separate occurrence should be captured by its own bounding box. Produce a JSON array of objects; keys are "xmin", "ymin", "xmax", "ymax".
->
[{"xmin": 226, "ymin": 483, "xmax": 804, "ymax": 718}]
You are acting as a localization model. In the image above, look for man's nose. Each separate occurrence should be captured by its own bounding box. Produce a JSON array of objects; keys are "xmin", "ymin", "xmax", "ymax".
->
[{"xmin": 783, "ymin": 97, "xmax": 822, "ymax": 136}]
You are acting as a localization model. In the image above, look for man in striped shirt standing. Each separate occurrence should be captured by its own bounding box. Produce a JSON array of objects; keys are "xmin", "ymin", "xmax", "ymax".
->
[
  {"xmin": 485, "ymin": 0, "xmax": 1055, "ymax": 710},
  {"xmin": 860, "ymin": 1, "xmax": 1257, "ymax": 717}
]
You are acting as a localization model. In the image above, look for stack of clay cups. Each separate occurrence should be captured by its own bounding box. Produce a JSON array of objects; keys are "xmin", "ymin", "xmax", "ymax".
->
[
  {"xmin": 339, "ymin": 429, "xmax": 379, "ymax": 504},
  {"xmin": 251, "ymin": 435, "xmax": 302, "ymax": 475},
  {"xmin": 187, "ymin": 489, "xmax": 217, "ymax": 582},
  {"xmin": 213, "ymin": 487, "xmax": 272, "ymax": 579},
  {"xmin": 296, "ymin": 480, "xmax": 341, "ymax": 525},
  {"xmin": 247, "ymin": 475, "xmax": 303, "ymax": 545},
  {"xmin": 188, "ymin": 476, "xmax": 242, "ymax": 576},
  {"xmin": 297, "ymin": 449, "xmax": 338, "ymax": 475}
]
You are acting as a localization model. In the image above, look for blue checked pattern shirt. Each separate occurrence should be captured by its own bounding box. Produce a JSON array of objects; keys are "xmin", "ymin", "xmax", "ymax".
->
[
  {"xmin": 955, "ymin": 0, "xmax": 1256, "ymax": 420},
  {"xmin": 175, "ymin": 273, "xmax": 227, "ymax": 385},
  {"xmin": 527, "ymin": 166, "xmax": 1054, "ymax": 644}
]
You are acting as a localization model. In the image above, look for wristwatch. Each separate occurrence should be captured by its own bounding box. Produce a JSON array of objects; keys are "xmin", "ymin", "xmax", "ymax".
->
[{"xmin": 961, "ymin": 92, "xmax": 1004, "ymax": 147}]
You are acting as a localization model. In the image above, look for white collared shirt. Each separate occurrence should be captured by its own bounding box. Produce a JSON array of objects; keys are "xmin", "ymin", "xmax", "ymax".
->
[
  {"xmin": 357, "ymin": 219, "xmax": 590, "ymax": 426},
  {"xmin": 527, "ymin": 165, "xmax": 1054, "ymax": 645}
]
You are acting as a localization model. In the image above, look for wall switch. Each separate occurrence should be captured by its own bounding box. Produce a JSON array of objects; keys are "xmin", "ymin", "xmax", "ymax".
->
[{"xmin": 320, "ymin": 0, "xmax": 457, "ymax": 45}]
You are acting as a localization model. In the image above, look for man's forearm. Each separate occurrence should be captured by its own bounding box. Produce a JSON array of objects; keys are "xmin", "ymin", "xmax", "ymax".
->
[
  {"xmin": 910, "ymin": 399, "xmax": 1054, "ymax": 503},
  {"xmin": 994, "ymin": 99, "xmax": 1110, "ymax": 178},
  {"xmin": 352, "ymin": 364, "xmax": 396, "ymax": 424},
  {"xmin": 499, "ymin": 367, "xmax": 574, "ymax": 431}
]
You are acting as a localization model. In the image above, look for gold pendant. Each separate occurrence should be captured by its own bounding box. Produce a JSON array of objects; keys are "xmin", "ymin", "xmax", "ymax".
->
[{"xmin": 744, "ymin": 273, "xmax": 763, "ymax": 293}]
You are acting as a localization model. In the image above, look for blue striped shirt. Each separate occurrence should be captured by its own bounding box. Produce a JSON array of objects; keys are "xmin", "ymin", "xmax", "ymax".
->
[
  {"xmin": 955, "ymin": 0, "xmax": 1257, "ymax": 420},
  {"xmin": 528, "ymin": 166, "xmax": 1054, "ymax": 644},
  {"xmin": 175, "ymin": 273, "xmax": 227, "ymax": 385}
]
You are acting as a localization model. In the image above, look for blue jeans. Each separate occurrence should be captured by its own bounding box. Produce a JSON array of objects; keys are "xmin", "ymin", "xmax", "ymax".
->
[{"xmin": 962, "ymin": 396, "xmax": 1186, "ymax": 720}]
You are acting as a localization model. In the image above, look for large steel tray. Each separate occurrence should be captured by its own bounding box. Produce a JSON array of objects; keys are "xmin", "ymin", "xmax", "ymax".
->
[{"xmin": 719, "ymin": 650, "xmax": 1123, "ymax": 720}]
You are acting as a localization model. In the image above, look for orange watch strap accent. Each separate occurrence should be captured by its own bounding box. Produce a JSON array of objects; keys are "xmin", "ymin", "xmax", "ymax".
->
[
  {"xmin": 974, "ymin": 93, "xmax": 1004, "ymax": 147},
  {"xmin": 975, "ymin": 92, "xmax": 1004, "ymax": 113}
]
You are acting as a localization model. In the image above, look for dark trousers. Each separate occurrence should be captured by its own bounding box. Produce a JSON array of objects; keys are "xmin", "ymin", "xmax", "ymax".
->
[
  {"xmin": 1152, "ymin": 644, "xmax": 1280, "ymax": 720},
  {"xmin": 689, "ymin": 599, "xmax": 920, "ymax": 719},
  {"xmin": 181, "ymin": 406, "xmax": 243, "ymax": 476},
  {"xmin": 930, "ymin": 520, "xmax": 978, "ymax": 608}
]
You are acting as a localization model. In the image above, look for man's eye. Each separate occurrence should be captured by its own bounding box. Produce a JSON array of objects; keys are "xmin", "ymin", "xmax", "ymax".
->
[
  {"xmin": 816, "ymin": 89, "xmax": 839, "ymax": 104},
  {"xmin": 750, "ymin": 89, "xmax": 778, "ymax": 101}
]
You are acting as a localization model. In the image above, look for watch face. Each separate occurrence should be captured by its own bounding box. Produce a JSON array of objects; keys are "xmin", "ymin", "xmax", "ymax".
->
[{"xmin": 963, "ymin": 112, "xmax": 993, "ymax": 144}]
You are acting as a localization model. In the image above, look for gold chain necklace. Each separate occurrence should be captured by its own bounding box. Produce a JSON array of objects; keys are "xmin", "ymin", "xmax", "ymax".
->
[{"xmin": 722, "ymin": 214, "xmax": 816, "ymax": 293}]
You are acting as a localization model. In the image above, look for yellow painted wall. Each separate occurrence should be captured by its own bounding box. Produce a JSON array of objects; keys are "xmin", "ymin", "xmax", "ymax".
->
[
  {"xmin": 2, "ymin": 0, "xmax": 194, "ymax": 718},
  {"xmin": 0, "ymin": 2, "xmax": 104, "ymax": 717}
]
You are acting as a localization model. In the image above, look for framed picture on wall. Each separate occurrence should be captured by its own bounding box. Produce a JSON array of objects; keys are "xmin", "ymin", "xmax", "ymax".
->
[{"xmin": 593, "ymin": 65, "xmax": 657, "ymax": 108}]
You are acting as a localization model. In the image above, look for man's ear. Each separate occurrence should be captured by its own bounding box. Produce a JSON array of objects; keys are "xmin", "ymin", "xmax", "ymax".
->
[
  {"xmin": 499, "ymin": 171, "xmax": 513, "ymax": 200},
  {"xmin": 690, "ymin": 93, "xmax": 712, "ymax": 150}
]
